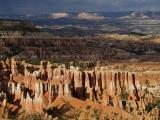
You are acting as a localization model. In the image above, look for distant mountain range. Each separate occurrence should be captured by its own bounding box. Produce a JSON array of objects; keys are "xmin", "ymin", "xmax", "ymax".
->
[
  {"xmin": 1, "ymin": 11, "xmax": 160, "ymax": 21},
  {"xmin": 1, "ymin": 11, "xmax": 160, "ymax": 35}
]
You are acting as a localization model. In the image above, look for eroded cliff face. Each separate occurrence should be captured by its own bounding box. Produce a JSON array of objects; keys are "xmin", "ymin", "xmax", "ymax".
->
[
  {"xmin": 1, "ymin": 34, "xmax": 160, "ymax": 62},
  {"xmin": 0, "ymin": 59, "xmax": 160, "ymax": 119}
]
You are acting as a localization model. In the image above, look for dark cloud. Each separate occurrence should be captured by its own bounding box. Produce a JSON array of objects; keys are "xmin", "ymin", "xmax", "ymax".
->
[{"xmin": 0, "ymin": 0, "xmax": 160, "ymax": 15}]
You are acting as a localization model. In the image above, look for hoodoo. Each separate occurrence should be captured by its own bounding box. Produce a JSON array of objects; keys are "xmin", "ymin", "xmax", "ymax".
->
[{"xmin": 0, "ymin": 59, "xmax": 159, "ymax": 119}]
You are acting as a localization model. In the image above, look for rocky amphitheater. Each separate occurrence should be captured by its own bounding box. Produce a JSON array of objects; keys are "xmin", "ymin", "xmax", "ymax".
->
[{"xmin": 0, "ymin": 58, "xmax": 159, "ymax": 119}]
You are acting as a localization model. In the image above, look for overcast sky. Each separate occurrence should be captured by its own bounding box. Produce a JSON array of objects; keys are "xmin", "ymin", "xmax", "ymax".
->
[{"xmin": 0, "ymin": 0, "xmax": 160, "ymax": 15}]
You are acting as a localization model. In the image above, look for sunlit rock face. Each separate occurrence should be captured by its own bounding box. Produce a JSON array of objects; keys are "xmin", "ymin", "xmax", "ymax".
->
[{"xmin": 0, "ymin": 59, "xmax": 159, "ymax": 118}]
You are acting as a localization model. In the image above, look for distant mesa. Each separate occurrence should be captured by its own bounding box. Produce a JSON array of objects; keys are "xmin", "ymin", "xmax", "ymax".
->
[
  {"xmin": 48, "ymin": 12, "xmax": 105, "ymax": 20},
  {"xmin": 49, "ymin": 12, "xmax": 69, "ymax": 19},
  {"xmin": 77, "ymin": 12, "xmax": 105, "ymax": 20},
  {"xmin": 119, "ymin": 11, "xmax": 150, "ymax": 19}
]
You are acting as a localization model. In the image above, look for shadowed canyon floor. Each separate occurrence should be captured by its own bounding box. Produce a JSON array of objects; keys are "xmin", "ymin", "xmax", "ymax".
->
[{"xmin": 0, "ymin": 20, "xmax": 160, "ymax": 62}]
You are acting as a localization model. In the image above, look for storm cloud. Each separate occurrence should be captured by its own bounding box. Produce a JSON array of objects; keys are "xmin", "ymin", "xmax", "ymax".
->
[{"xmin": 0, "ymin": 0, "xmax": 160, "ymax": 15}]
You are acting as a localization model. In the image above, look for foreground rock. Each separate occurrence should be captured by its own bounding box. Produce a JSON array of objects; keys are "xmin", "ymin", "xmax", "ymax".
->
[{"xmin": 0, "ymin": 59, "xmax": 160, "ymax": 119}]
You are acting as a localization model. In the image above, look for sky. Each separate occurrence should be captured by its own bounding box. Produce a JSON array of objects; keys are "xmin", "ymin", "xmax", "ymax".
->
[{"xmin": 0, "ymin": 0, "xmax": 160, "ymax": 15}]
